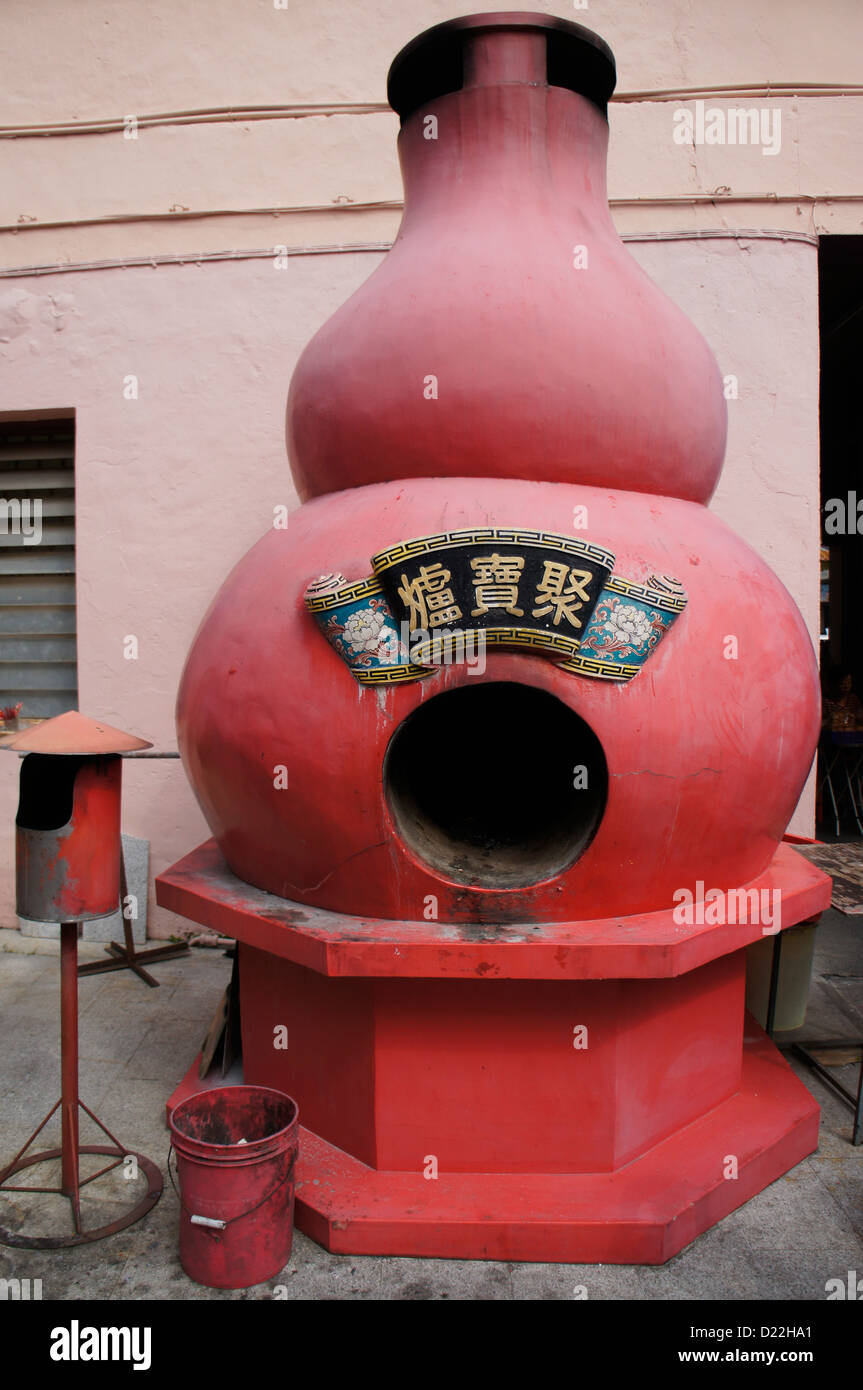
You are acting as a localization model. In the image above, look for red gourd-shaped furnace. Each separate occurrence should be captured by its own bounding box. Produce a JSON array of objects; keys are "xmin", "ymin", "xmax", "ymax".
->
[{"xmin": 162, "ymin": 13, "xmax": 830, "ymax": 1263}]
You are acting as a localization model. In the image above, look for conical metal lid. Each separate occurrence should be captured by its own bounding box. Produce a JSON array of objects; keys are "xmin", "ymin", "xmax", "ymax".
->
[{"xmin": 2, "ymin": 709, "xmax": 152, "ymax": 754}]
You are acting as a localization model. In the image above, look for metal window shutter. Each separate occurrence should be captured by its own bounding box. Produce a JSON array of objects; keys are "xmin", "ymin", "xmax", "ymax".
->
[{"xmin": 0, "ymin": 420, "xmax": 77, "ymax": 718}]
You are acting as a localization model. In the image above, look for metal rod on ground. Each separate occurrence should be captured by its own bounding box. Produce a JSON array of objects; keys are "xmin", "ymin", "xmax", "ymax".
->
[
  {"xmin": 59, "ymin": 922, "xmax": 81, "ymax": 1228},
  {"xmin": 787, "ymin": 1041, "xmax": 863, "ymax": 1148},
  {"xmin": 78, "ymin": 849, "xmax": 189, "ymax": 985},
  {"xmin": 0, "ymin": 919, "xmax": 163, "ymax": 1247}
]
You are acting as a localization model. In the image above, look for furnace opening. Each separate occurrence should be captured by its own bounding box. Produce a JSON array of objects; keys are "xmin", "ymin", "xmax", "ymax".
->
[{"xmin": 384, "ymin": 681, "xmax": 607, "ymax": 888}]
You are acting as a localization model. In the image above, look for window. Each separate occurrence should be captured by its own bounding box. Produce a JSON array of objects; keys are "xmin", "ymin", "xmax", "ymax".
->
[{"xmin": 0, "ymin": 418, "xmax": 77, "ymax": 718}]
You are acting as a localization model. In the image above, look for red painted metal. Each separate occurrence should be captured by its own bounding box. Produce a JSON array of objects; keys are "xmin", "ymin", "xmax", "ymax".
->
[
  {"xmin": 9, "ymin": 710, "xmax": 151, "ymax": 924},
  {"xmin": 16, "ymin": 757, "xmax": 122, "ymax": 923},
  {"xmin": 0, "ymin": 713, "xmax": 163, "ymax": 1249},
  {"xmin": 157, "ymin": 837, "xmax": 831, "ymax": 980},
  {"xmin": 176, "ymin": 19, "xmax": 819, "ymax": 926},
  {"xmin": 76, "ymin": 852, "xmax": 191, "ymax": 986},
  {"xmin": 169, "ymin": 1087, "xmax": 299, "ymax": 1289},
  {"xmin": 8, "ymin": 712, "xmax": 186, "ymax": 982},
  {"xmin": 164, "ymin": 1022, "xmax": 818, "ymax": 1264},
  {"xmin": 0, "ymin": 1148, "xmax": 163, "ymax": 1251},
  {"xmin": 238, "ymin": 945, "xmax": 745, "ymax": 1176},
  {"xmin": 60, "ymin": 922, "xmax": 80, "ymax": 1212},
  {"xmin": 176, "ymin": 485, "xmax": 821, "ymax": 924},
  {"xmin": 158, "ymin": 841, "xmax": 828, "ymax": 1259},
  {"xmin": 162, "ymin": 15, "xmax": 830, "ymax": 1263},
  {"xmin": 3, "ymin": 710, "xmax": 152, "ymax": 755},
  {"xmin": 286, "ymin": 14, "xmax": 725, "ymax": 503},
  {"xmin": 282, "ymin": 1027, "xmax": 818, "ymax": 1263}
]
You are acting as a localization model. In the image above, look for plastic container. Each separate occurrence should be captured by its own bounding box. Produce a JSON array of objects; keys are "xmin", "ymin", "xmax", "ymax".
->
[{"xmin": 169, "ymin": 1085, "xmax": 298, "ymax": 1289}]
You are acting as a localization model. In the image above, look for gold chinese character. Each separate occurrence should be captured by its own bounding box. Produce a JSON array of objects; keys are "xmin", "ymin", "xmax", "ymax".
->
[
  {"xmin": 470, "ymin": 552, "xmax": 525, "ymax": 618},
  {"xmin": 531, "ymin": 561, "xmax": 594, "ymax": 629},
  {"xmin": 397, "ymin": 563, "xmax": 463, "ymax": 629}
]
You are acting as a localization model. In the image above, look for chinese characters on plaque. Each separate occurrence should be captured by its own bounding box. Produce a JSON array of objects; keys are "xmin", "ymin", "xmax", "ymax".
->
[
  {"xmin": 374, "ymin": 530, "xmax": 614, "ymax": 663},
  {"xmin": 305, "ymin": 528, "xmax": 687, "ymax": 685}
]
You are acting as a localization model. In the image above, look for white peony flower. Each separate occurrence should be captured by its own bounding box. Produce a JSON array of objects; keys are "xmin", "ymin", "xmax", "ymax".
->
[
  {"xmin": 604, "ymin": 603, "xmax": 652, "ymax": 647},
  {"xmin": 343, "ymin": 607, "xmax": 386, "ymax": 653}
]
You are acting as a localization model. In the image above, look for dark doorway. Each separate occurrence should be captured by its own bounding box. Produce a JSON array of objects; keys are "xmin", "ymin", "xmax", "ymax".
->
[{"xmin": 818, "ymin": 236, "xmax": 863, "ymax": 838}]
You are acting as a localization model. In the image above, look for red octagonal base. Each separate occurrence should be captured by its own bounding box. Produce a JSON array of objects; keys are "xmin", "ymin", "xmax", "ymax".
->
[
  {"xmin": 158, "ymin": 841, "xmax": 828, "ymax": 1264},
  {"xmin": 290, "ymin": 1025, "xmax": 816, "ymax": 1264}
]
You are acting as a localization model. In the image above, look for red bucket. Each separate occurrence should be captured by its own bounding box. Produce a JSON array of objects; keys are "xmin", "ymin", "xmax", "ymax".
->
[{"xmin": 168, "ymin": 1085, "xmax": 299, "ymax": 1289}]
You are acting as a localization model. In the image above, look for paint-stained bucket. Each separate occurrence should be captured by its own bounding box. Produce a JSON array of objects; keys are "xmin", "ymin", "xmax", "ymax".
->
[{"xmin": 168, "ymin": 1086, "xmax": 299, "ymax": 1289}]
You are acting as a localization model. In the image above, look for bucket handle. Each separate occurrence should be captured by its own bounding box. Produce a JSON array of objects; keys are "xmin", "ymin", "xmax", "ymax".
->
[{"xmin": 167, "ymin": 1145, "xmax": 297, "ymax": 1240}]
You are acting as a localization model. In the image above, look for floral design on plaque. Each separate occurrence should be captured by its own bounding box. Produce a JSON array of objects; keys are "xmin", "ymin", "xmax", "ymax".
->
[
  {"xmin": 304, "ymin": 574, "xmax": 427, "ymax": 685},
  {"xmin": 305, "ymin": 549, "xmax": 686, "ymax": 686},
  {"xmin": 558, "ymin": 574, "xmax": 688, "ymax": 682}
]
